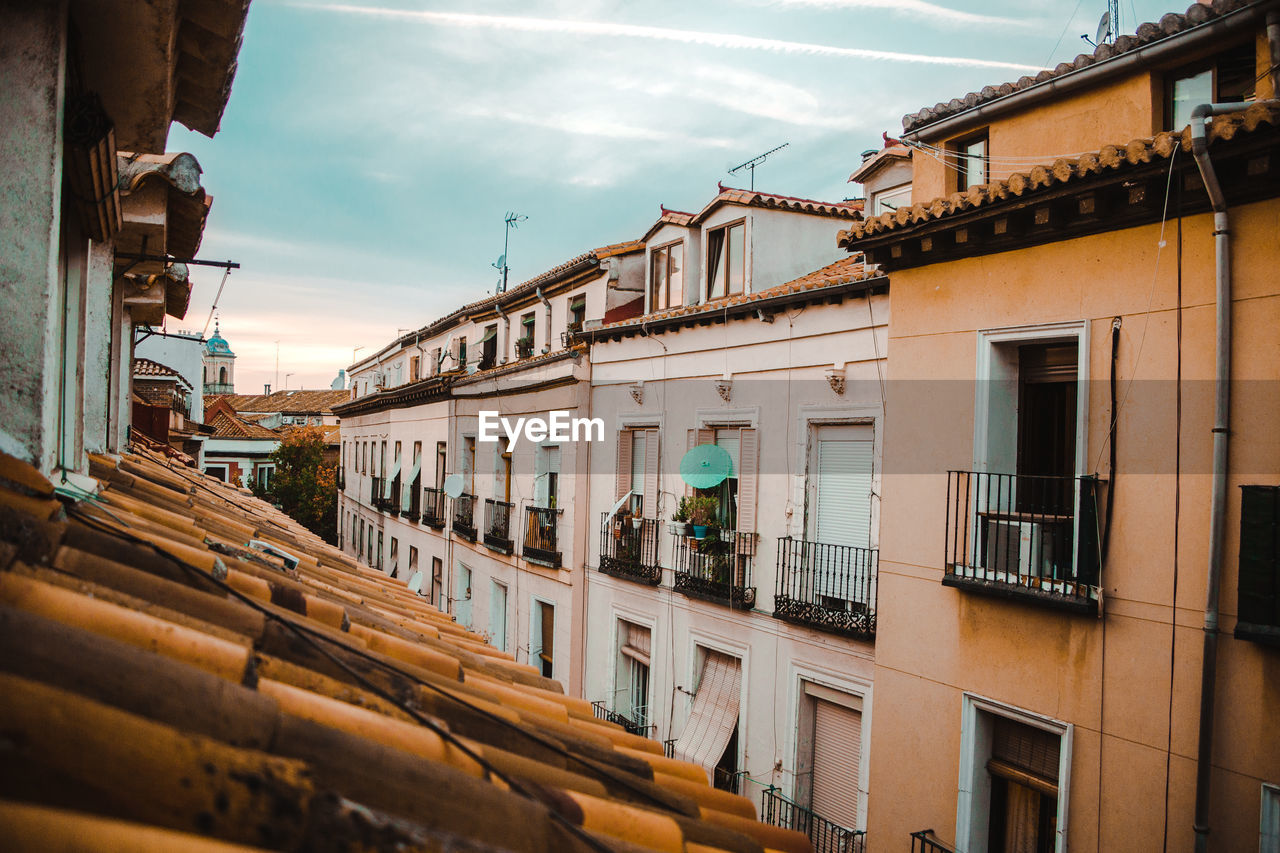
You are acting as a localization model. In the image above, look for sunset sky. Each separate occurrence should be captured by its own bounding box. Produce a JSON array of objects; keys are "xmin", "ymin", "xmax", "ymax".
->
[{"xmin": 167, "ymin": 0, "xmax": 1185, "ymax": 393}]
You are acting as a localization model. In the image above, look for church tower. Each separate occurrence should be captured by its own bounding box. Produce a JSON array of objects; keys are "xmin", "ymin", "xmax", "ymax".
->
[{"xmin": 203, "ymin": 320, "xmax": 236, "ymax": 395}]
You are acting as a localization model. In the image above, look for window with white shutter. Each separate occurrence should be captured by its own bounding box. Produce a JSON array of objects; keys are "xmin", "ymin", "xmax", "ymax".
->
[{"xmin": 809, "ymin": 425, "xmax": 874, "ymax": 549}]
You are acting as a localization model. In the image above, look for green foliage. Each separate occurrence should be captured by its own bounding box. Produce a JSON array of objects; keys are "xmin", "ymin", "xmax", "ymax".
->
[
  {"xmin": 671, "ymin": 496, "xmax": 691, "ymax": 522},
  {"xmin": 687, "ymin": 495, "xmax": 719, "ymax": 527},
  {"xmin": 255, "ymin": 426, "xmax": 338, "ymax": 544}
]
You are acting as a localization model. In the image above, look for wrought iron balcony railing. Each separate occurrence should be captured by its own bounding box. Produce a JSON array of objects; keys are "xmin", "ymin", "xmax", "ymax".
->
[
  {"xmin": 713, "ymin": 769, "xmax": 749, "ymax": 795},
  {"xmin": 370, "ymin": 476, "xmax": 386, "ymax": 511},
  {"xmin": 599, "ymin": 514, "xmax": 662, "ymax": 585},
  {"xmin": 387, "ymin": 475, "xmax": 402, "ymax": 515},
  {"xmin": 761, "ymin": 787, "xmax": 865, "ymax": 853},
  {"xmin": 421, "ymin": 487, "xmax": 446, "ymax": 528},
  {"xmin": 673, "ymin": 528, "xmax": 756, "ymax": 608},
  {"xmin": 452, "ymin": 493, "xmax": 476, "ymax": 542},
  {"xmin": 483, "ymin": 498, "xmax": 514, "ymax": 553},
  {"xmin": 910, "ymin": 830, "xmax": 957, "ymax": 853},
  {"xmin": 774, "ymin": 538, "xmax": 877, "ymax": 639},
  {"xmin": 590, "ymin": 700, "xmax": 652, "ymax": 738},
  {"xmin": 523, "ymin": 505, "xmax": 563, "ymax": 567},
  {"xmin": 945, "ymin": 470, "xmax": 1101, "ymax": 613}
]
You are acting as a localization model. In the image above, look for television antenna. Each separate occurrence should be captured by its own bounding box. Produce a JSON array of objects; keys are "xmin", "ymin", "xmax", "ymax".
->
[
  {"xmin": 493, "ymin": 211, "xmax": 527, "ymax": 293},
  {"xmin": 728, "ymin": 142, "xmax": 789, "ymax": 191},
  {"xmin": 1081, "ymin": 1, "xmax": 1119, "ymax": 47}
]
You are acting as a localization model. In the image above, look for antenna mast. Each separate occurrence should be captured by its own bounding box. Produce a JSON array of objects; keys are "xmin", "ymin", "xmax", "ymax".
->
[
  {"xmin": 493, "ymin": 211, "xmax": 528, "ymax": 293},
  {"xmin": 728, "ymin": 142, "xmax": 789, "ymax": 191}
]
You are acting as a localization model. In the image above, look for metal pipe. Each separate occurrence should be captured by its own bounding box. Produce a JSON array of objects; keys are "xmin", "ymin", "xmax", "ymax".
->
[
  {"xmin": 494, "ymin": 303, "xmax": 510, "ymax": 364},
  {"xmin": 904, "ymin": 2, "xmax": 1273, "ymax": 141},
  {"xmin": 1188, "ymin": 100, "xmax": 1255, "ymax": 853}
]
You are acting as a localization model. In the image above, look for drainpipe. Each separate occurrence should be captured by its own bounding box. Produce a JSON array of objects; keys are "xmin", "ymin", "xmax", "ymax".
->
[
  {"xmin": 1189, "ymin": 100, "xmax": 1255, "ymax": 853},
  {"xmin": 1269, "ymin": 12, "xmax": 1280, "ymax": 98},
  {"xmin": 535, "ymin": 287, "xmax": 553, "ymax": 353},
  {"xmin": 495, "ymin": 303, "xmax": 510, "ymax": 364}
]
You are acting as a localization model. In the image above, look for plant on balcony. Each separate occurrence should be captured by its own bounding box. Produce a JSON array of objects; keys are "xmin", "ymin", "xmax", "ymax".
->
[
  {"xmin": 613, "ymin": 505, "xmax": 631, "ymax": 539},
  {"xmin": 670, "ymin": 496, "xmax": 692, "ymax": 536},
  {"xmin": 515, "ymin": 336, "xmax": 534, "ymax": 358},
  {"xmin": 688, "ymin": 495, "xmax": 719, "ymax": 539},
  {"xmin": 701, "ymin": 528, "xmax": 732, "ymax": 584},
  {"xmin": 567, "ymin": 320, "xmax": 583, "ymax": 334}
]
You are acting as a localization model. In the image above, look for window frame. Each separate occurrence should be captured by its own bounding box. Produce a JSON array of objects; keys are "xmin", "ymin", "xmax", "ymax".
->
[
  {"xmin": 648, "ymin": 239, "xmax": 684, "ymax": 312},
  {"xmin": 1163, "ymin": 41, "xmax": 1257, "ymax": 131},
  {"xmin": 705, "ymin": 218, "xmax": 747, "ymax": 300},
  {"xmin": 950, "ymin": 129, "xmax": 989, "ymax": 193},
  {"xmin": 871, "ymin": 182, "xmax": 911, "ymax": 215}
]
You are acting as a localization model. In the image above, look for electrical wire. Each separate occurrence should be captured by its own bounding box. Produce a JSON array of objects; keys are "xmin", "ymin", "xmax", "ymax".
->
[{"xmin": 1043, "ymin": 0, "xmax": 1088, "ymax": 69}]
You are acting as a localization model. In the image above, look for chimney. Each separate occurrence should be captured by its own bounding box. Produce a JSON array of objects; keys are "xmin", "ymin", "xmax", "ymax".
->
[{"xmin": 264, "ymin": 384, "xmax": 271, "ymax": 394}]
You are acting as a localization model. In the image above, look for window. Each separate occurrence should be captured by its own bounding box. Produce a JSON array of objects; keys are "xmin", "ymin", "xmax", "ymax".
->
[
  {"xmin": 489, "ymin": 581, "xmax": 508, "ymax": 652},
  {"xmin": 1262, "ymin": 783, "xmax": 1280, "ymax": 853},
  {"xmin": 462, "ymin": 436, "xmax": 476, "ymax": 492},
  {"xmin": 615, "ymin": 621, "xmax": 651, "ymax": 732},
  {"xmin": 532, "ymin": 600, "xmax": 555, "ymax": 678},
  {"xmin": 951, "ymin": 130, "xmax": 988, "ymax": 192},
  {"xmin": 454, "ymin": 563, "xmax": 472, "ymax": 626},
  {"xmin": 649, "ymin": 241, "xmax": 684, "ymax": 310},
  {"xmin": 518, "ymin": 312, "xmax": 536, "ymax": 355},
  {"xmin": 480, "ymin": 324, "xmax": 498, "ymax": 369},
  {"xmin": 535, "ymin": 445, "xmax": 560, "ymax": 509},
  {"xmin": 376, "ymin": 531, "xmax": 383, "ymax": 571},
  {"xmin": 686, "ymin": 426, "xmax": 758, "ymax": 534},
  {"xmin": 256, "ymin": 464, "xmax": 274, "ymax": 491},
  {"xmin": 409, "ymin": 355, "xmax": 420, "ymax": 382},
  {"xmin": 706, "ymin": 221, "xmax": 745, "ymax": 299},
  {"xmin": 431, "ymin": 557, "xmax": 444, "ymax": 608},
  {"xmin": 872, "ymin": 183, "xmax": 911, "ymax": 215},
  {"xmin": 568, "ymin": 293, "xmax": 586, "ymax": 330},
  {"xmin": 204, "ymin": 464, "xmax": 228, "ymax": 482},
  {"xmin": 670, "ymin": 648, "xmax": 742, "ymax": 791},
  {"xmin": 795, "ymin": 683, "xmax": 864, "ymax": 831},
  {"xmin": 616, "ymin": 428, "xmax": 659, "ymax": 518},
  {"xmin": 457, "ymin": 336, "xmax": 467, "ymax": 368},
  {"xmin": 957, "ymin": 696, "xmax": 1071, "ymax": 853},
  {"xmin": 389, "ymin": 537, "xmax": 399, "ymax": 578},
  {"xmin": 808, "ymin": 425, "xmax": 874, "ymax": 549},
  {"xmin": 436, "ymin": 441, "xmax": 448, "ymax": 491},
  {"xmin": 1236, "ymin": 486, "xmax": 1280, "ymax": 645},
  {"xmin": 1166, "ymin": 42, "xmax": 1256, "ymax": 130}
]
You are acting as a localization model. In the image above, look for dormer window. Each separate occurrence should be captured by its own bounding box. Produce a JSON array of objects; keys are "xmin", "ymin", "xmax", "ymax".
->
[
  {"xmin": 951, "ymin": 131, "xmax": 988, "ymax": 192},
  {"xmin": 706, "ymin": 220, "xmax": 745, "ymax": 299},
  {"xmin": 872, "ymin": 183, "xmax": 911, "ymax": 215},
  {"xmin": 1166, "ymin": 42, "xmax": 1255, "ymax": 131},
  {"xmin": 649, "ymin": 241, "xmax": 683, "ymax": 311},
  {"xmin": 568, "ymin": 293, "xmax": 586, "ymax": 330}
]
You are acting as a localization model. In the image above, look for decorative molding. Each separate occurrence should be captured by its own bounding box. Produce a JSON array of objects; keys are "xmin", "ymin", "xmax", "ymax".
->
[
  {"xmin": 715, "ymin": 378, "xmax": 733, "ymax": 403},
  {"xmin": 629, "ymin": 382, "xmax": 644, "ymax": 405},
  {"xmin": 825, "ymin": 366, "xmax": 846, "ymax": 396}
]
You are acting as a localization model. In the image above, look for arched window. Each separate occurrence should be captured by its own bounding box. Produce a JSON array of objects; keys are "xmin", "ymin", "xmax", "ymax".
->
[{"xmin": 219, "ymin": 366, "xmax": 227, "ymax": 384}]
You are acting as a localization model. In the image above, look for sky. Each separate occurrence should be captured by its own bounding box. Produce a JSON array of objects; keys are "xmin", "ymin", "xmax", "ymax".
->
[{"xmin": 166, "ymin": 0, "xmax": 1189, "ymax": 394}]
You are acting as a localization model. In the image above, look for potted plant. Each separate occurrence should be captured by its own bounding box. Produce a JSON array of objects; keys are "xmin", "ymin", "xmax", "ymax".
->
[
  {"xmin": 670, "ymin": 496, "xmax": 692, "ymax": 536},
  {"xmin": 688, "ymin": 495, "xmax": 718, "ymax": 539},
  {"xmin": 515, "ymin": 336, "xmax": 534, "ymax": 358},
  {"xmin": 632, "ymin": 512, "xmax": 644, "ymax": 531},
  {"xmin": 613, "ymin": 505, "xmax": 630, "ymax": 539}
]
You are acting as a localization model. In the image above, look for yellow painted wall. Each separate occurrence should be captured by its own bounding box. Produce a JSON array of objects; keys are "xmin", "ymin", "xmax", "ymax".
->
[{"xmin": 869, "ymin": 199, "xmax": 1280, "ymax": 852}]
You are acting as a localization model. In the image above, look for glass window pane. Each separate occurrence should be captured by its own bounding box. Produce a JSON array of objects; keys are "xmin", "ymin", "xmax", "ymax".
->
[
  {"xmin": 1171, "ymin": 69, "xmax": 1213, "ymax": 130},
  {"xmin": 727, "ymin": 223, "xmax": 745, "ymax": 294},
  {"xmin": 668, "ymin": 243, "xmax": 683, "ymax": 307},
  {"xmin": 707, "ymin": 229, "xmax": 725, "ymax": 299},
  {"xmin": 965, "ymin": 138, "xmax": 987, "ymax": 188},
  {"xmin": 651, "ymin": 247, "xmax": 667, "ymax": 310}
]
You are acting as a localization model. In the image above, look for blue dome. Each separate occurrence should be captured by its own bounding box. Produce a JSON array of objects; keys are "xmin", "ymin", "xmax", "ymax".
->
[{"xmin": 204, "ymin": 322, "xmax": 235, "ymax": 357}]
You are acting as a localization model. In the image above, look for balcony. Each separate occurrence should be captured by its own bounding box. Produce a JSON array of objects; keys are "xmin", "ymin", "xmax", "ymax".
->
[
  {"xmin": 673, "ymin": 528, "xmax": 756, "ymax": 609},
  {"xmin": 945, "ymin": 470, "xmax": 1101, "ymax": 614},
  {"xmin": 387, "ymin": 475, "xmax": 402, "ymax": 515},
  {"xmin": 483, "ymin": 498, "xmax": 514, "ymax": 554},
  {"xmin": 774, "ymin": 538, "xmax": 877, "ymax": 639},
  {"xmin": 421, "ymin": 487, "xmax": 446, "ymax": 528},
  {"xmin": 452, "ymin": 493, "xmax": 477, "ymax": 542},
  {"xmin": 370, "ymin": 476, "xmax": 385, "ymax": 511},
  {"xmin": 399, "ymin": 479, "xmax": 420, "ymax": 522},
  {"xmin": 590, "ymin": 700, "xmax": 652, "ymax": 738},
  {"xmin": 761, "ymin": 787, "xmax": 865, "ymax": 853},
  {"xmin": 522, "ymin": 506, "xmax": 563, "ymax": 568},
  {"xmin": 598, "ymin": 514, "xmax": 661, "ymax": 585},
  {"xmin": 910, "ymin": 830, "xmax": 956, "ymax": 853}
]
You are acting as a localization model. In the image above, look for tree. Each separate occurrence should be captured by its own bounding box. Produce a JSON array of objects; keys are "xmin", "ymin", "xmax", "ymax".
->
[{"xmin": 253, "ymin": 426, "xmax": 337, "ymax": 544}]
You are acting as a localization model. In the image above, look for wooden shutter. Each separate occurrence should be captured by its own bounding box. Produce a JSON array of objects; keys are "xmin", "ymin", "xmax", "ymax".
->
[
  {"xmin": 811, "ymin": 698, "xmax": 862, "ymax": 830},
  {"xmin": 539, "ymin": 602, "xmax": 555, "ymax": 666},
  {"xmin": 620, "ymin": 621, "xmax": 651, "ymax": 667},
  {"xmin": 737, "ymin": 428, "xmax": 758, "ymax": 534},
  {"xmin": 685, "ymin": 430, "xmax": 696, "ymax": 497},
  {"xmin": 672, "ymin": 651, "xmax": 741, "ymax": 776},
  {"xmin": 616, "ymin": 429, "xmax": 633, "ymax": 503},
  {"xmin": 685, "ymin": 429, "xmax": 716, "ymax": 495},
  {"xmin": 991, "ymin": 716, "xmax": 1061, "ymax": 785},
  {"xmin": 643, "ymin": 430, "xmax": 660, "ymax": 519}
]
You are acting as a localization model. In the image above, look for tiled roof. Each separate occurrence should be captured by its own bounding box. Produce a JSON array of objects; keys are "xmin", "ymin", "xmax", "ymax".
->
[
  {"xmin": 208, "ymin": 410, "xmax": 281, "ymax": 440},
  {"xmin": 840, "ymin": 102, "xmax": 1280, "ymax": 246},
  {"xmin": 117, "ymin": 151, "xmax": 212, "ymax": 260},
  {"xmin": 902, "ymin": 0, "xmax": 1258, "ymax": 133},
  {"xmin": 644, "ymin": 190, "xmax": 861, "ymax": 242},
  {"xmin": 0, "ymin": 446, "xmax": 809, "ymax": 852},
  {"xmin": 594, "ymin": 254, "xmax": 878, "ymax": 333},
  {"xmin": 133, "ymin": 357, "xmax": 185, "ymax": 382},
  {"xmin": 848, "ymin": 144, "xmax": 912, "ymax": 184},
  {"xmin": 211, "ymin": 390, "xmax": 351, "ymax": 415}
]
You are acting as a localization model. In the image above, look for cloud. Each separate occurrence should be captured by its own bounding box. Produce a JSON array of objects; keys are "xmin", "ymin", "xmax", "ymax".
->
[
  {"xmin": 761, "ymin": 0, "xmax": 1030, "ymax": 29},
  {"xmin": 289, "ymin": 3, "xmax": 1045, "ymax": 72},
  {"xmin": 458, "ymin": 105, "xmax": 737, "ymax": 148}
]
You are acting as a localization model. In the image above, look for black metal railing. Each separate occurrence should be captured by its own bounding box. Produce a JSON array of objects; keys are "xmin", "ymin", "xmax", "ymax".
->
[
  {"xmin": 523, "ymin": 506, "xmax": 563, "ymax": 567},
  {"xmin": 713, "ymin": 769, "xmax": 749, "ymax": 795},
  {"xmin": 774, "ymin": 538, "xmax": 877, "ymax": 639},
  {"xmin": 452, "ymin": 493, "xmax": 476, "ymax": 542},
  {"xmin": 484, "ymin": 498, "xmax": 514, "ymax": 553},
  {"xmin": 910, "ymin": 829, "xmax": 957, "ymax": 853},
  {"xmin": 388, "ymin": 475, "xmax": 402, "ymax": 515},
  {"xmin": 945, "ymin": 470, "xmax": 1101, "ymax": 612},
  {"xmin": 590, "ymin": 700, "xmax": 651, "ymax": 737},
  {"xmin": 399, "ymin": 478, "xmax": 420, "ymax": 521},
  {"xmin": 761, "ymin": 787, "xmax": 865, "ymax": 853},
  {"xmin": 422, "ymin": 487, "xmax": 446, "ymax": 528},
  {"xmin": 663, "ymin": 738, "xmax": 677, "ymax": 759},
  {"xmin": 673, "ymin": 528, "xmax": 756, "ymax": 608},
  {"xmin": 599, "ymin": 514, "xmax": 662, "ymax": 585}
]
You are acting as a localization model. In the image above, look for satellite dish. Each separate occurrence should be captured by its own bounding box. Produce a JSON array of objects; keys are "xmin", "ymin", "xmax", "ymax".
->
[
  {"xmin": 493, "ymin": 253, "xmax": 506, "ymax": 270},
  {"xmin": 1095, "ymin": 11, "xmax": 1111, "ymax": 44},
  {"xmin": 443, "ymin": 473, "xmax": 465, "ymax": 499},
  {"xmin": 408, "ymin": 571, "xmax": 424, "ymax": 594},
  {"xmin": 679, "ymin": 444, "xmax": 733, "ymax": 490}
]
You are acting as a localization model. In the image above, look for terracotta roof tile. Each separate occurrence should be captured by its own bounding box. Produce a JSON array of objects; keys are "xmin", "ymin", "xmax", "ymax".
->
[
  {"xmin": 0, "ymin": 447, "xmax": 806, "ymax": 852},
  {"xmin": 841, "ymin": 102, "xmax": 1280, "ymax": 247},
  {"xmin": 902, "ymin": 0, "xmax": 1257, "ymax": 133},
  {"xmin": 208, "ymin": 411, "xmax": 281, "ymax": 440},
  {"xmin": 209, "ymin": 389, "xmax": 350, "ymax": 415},
  {"xmin": 132, "ymin": 358, "xmax": 187, "ymax": 383}
]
